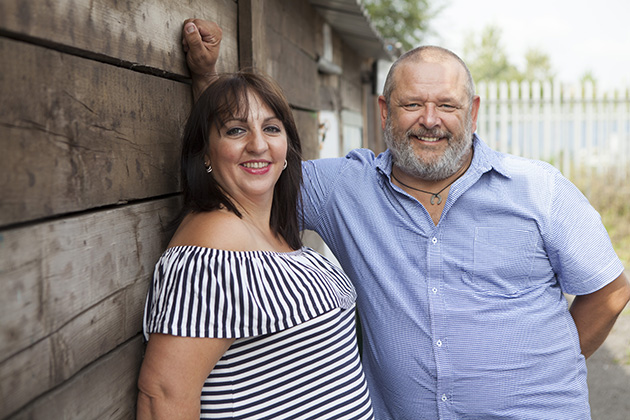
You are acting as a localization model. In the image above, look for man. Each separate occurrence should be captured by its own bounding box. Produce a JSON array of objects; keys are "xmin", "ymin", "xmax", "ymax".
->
[{"xmin": 181, "ymin": 20, "xmax": 630, "ymax": 420}]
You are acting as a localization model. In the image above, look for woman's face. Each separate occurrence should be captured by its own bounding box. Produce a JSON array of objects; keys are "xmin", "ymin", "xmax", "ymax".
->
[{"xmin": 206, "ymin": 91, "xmax": 288, "ymax": 207}]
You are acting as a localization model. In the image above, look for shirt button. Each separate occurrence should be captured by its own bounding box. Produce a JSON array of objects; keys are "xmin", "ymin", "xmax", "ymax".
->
[
  {"xmin": 432, "ymin": 287, "xmax": 438, "ymax": 294},
  {"xmin": 432, "ymin": 237, "xmax": 438, "ymax": 244},
  {"xmin": 436, "ymin": 340, "xmax": 443, "ymax": 347},
  {"xmin": 442, "ymin": 394, "xmax": 448, "ymax": 402}
]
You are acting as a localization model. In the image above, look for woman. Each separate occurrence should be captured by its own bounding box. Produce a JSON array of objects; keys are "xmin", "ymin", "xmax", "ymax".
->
[{"xmin": 136, "ymin": 72, "xmax": 373, "ymax": 419}]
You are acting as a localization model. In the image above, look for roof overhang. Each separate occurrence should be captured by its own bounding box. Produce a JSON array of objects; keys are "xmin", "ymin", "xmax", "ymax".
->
[{"xmin": 308, "ymin": 0, "xmax": 396, "ymax": 61}]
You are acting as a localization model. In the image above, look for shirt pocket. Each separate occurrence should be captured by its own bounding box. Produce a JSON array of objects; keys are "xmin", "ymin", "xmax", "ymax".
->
[{"xmin": 470, "ymin": 227, "xmax": 537, "ymax": 295}]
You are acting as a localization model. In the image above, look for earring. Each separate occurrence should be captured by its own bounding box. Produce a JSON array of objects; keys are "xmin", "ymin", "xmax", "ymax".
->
[
  {"xmin": 283, "ymin": 160, "xmax": 288, "ymax": 170},
  {"xmin": 205, "ymin": 163, "xmax": 212, "ymax": 173}
]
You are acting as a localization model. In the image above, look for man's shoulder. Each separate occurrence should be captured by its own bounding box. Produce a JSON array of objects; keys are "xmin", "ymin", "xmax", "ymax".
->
[
  {"xmin": 345, "ymin": 147, "xmax": 380, "ymax": 160},
  {"xmin": 305, "ymin": 148, "xmax": 388, "ymax": 175},
  {"xmin": 307, "ymin": 148, "xmax": 381, "ymax": 164},
  {"xmin": 500, "ymin": 152, "xmax": 561, "ymax": 176},
  {"xmin": 481, "ymin": 147, "xmax": 562, "ymax": 181},
  {"xmin": 474, "ymin": 136, "xmax": 561, "ymax": 181},
  {"xmin": 301, "ymin": 149, "xmax": 389, "ymax": 202}
]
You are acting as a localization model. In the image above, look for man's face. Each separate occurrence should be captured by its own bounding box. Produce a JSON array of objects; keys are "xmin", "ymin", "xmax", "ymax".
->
[{"xmin": 380, "ymin": 59, "xmax": 479, "ymax": 181}]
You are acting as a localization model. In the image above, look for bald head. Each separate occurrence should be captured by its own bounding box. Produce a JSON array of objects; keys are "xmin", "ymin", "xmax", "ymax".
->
[{"xmin": 382, "ymin": 46, "xmax": 475, "ymax": 107}]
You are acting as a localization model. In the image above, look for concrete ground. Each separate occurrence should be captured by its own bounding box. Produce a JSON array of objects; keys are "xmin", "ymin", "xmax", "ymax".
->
[{"xmin": 586, "ymin": 302, "xmax": 630, "ymax": 420}]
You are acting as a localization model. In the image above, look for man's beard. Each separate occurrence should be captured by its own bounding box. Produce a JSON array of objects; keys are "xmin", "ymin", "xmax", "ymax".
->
[{"xmin": 384, "ymin": 110, "xmax": 473, "ymax": 181}]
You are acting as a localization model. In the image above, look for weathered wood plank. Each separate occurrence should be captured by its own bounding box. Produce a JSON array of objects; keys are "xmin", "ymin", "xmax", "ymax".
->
[
  {"xmin": 266, "ymin": 26, "xmax": 320, "ymax": 111},
  {"xmin": 0, "ymin": 38, "xmax": 187, "ymax": 226},
  {"xmin": 240, "ymin": 0, "xmax": 319, "ymax": 110},
  {"xmin": 238, "ymin": 0, "xmax": 265, "ymax": 71},
  {"xmin": 0, "ymin": 339, "xmax": 53, "ymax": 418},
  {"xmin": 293, "ymin": 109, "xmax": 320, "ymax": 161},
  {"xmin": 340, "ymin": 45, "xmax": 367, "ymax": 113},
  {"xmin": 263, "ymin": 0, "xmax": 319, "ymax": 110},
  {"xmin": 0, "ymin": 197, "xmax": 179, "ymax": 362},
  {"xmin": 7, "ymin": 338, "xmax": 143, "ymax": 420},
  {"xmin": 0, "ymin": 281, "xmax": 149, "ymax": 416},
  {"xmin": 269, "ymin": 0, "xmax": 317, "ymax": 60},
  {"xmin": 0, "ymin": 0, "xmax": 238, "ymax": 75}
]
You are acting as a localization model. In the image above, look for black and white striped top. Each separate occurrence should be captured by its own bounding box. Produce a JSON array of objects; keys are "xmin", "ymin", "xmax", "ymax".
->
[{"xmin": 143, "ymin": 246, "xmax": 374, "ymax": 419}]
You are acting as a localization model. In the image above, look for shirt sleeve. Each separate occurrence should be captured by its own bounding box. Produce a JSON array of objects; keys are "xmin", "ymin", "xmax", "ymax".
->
[
  {"xmin": 300, "ymin": 157, "xmax": 348, "ymax": 231},
  {"xmin": 545, "ymin": 172, "xmax": 624, "ymax": 295},
  {"xmin": 143, "ymin": 246, "xmax": 248, "ymax": 340}
]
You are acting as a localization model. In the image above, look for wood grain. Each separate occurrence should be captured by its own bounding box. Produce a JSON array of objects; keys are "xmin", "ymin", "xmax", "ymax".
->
[
  {"xmin": 0, "ymin": 38, "xmax": 188, "ymax": 226},
  {"xmin": 7, "ymin": 338, "xmax": 143, "ymax": 420},
  {"xmin": 0, "ymin": 198, "xmax": 179, "ymax": 417},
  {"xmin": 0, "ymin": 198, "xmax": 179, "ymax": 359},
  {"xmin": 0, "ymin": 0, "xmax": 238, "ymax": 76}
]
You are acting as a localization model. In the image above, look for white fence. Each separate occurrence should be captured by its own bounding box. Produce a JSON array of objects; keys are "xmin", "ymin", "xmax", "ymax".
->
[{"xmin": 476, "ymin": 81, "xmax": 630, "ymax": 181}]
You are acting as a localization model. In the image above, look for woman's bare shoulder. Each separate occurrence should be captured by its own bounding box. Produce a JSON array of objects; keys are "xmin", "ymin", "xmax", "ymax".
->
[{"xmin": 168, "ymin": 210, "xmax": 251, "ymax": 251}]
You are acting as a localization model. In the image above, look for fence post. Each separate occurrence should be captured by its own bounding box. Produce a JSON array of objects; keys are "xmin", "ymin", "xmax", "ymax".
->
[
  {"xmin": 521, "ymin": 81, "xmax": 531, "ymax": 159},
  {"xmin": 531, "ymin": 81, "xmax": 541, "ymax": 160},
  {"xmin": 542, "ymin": 81, "xmax": 552, "ymax": 164},
  {"xmin": 499, "ymin": 81, "xmax": 509, "ymax": 153},
  {"xmin": 584, "ymin": 82, "xmax": 595, "ymax": 177},
  {"xmin": 557, "ymin": 83, "xmax": 570, "ymax": 178},
  {"xmin": 477, "ymin": 81, "xmax": 487, "ymax": 145},
  {"xmin": 488, "ymin": 82, "xmax": 498, "ymax": 150},
  {"xmin": 618, "ymin": 88, "xmax": 630, "ymax": 180},
  {"xmin": 510, "ymin": 81, "xmax": 520, "ymax": 156},
  {"xmin": 474, "ymin": 79, "xmax": 629, "ymax": 182}
]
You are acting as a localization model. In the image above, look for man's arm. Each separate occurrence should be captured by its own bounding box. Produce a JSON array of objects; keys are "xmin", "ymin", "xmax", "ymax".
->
[
  {"xmin": 181, "ymin": 19, "xmax": 222, "ymax": 102},
  {"xmin": 569, "ymin": 271, "xmax": 630, "ymax": 359}
]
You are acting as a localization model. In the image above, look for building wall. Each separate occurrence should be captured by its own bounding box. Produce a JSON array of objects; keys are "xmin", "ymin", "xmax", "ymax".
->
[{"xmin": 0, "ymin": 0, "xmax": 378, "ymax": 417}]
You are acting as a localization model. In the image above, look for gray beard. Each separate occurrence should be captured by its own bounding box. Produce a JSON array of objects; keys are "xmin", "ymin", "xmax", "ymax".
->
[{"xmin": 384, "ymin": 113, "xmax": 473, "ymax": 181}]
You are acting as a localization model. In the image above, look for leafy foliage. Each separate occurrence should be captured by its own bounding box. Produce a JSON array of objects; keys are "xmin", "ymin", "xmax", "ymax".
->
[
  {"xmin": 574, "ymin": 169, "xmax": 630, "ymax": 270},
  {"xmin": 523, "ymin": 48, "xmax": 555, "ymax": 81},
  {"xmin": 363, "ymin": 0, "xmax": 442, "ymax": 52},
  {"xmin": 463, "ymin": 24, "xmax": 554, "ymax": 83}
]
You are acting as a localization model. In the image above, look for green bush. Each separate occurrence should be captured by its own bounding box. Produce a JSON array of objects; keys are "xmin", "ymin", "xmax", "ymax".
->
[{"xmin": 573, "ymin": 168, "xmax": 630, "ymax": 270}]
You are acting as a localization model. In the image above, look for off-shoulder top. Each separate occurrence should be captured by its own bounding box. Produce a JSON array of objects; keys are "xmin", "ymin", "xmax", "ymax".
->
[{"xmin": 143, "ymin": 246, "xmax": 374, "ymax": 419}]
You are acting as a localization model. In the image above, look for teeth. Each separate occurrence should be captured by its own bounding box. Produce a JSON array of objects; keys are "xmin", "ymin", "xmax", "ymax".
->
[
  {"xmin": 416, "ymin": 136, "xmax": 440, "ymax": 142},
  {"xmin": 242, "ymin": 162, "xmax": 269, "ymax": 169}
]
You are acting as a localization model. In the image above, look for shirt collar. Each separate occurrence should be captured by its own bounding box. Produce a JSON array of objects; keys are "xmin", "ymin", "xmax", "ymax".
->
[
  {"xmin": 469, "ymin": 134, "xmax": 511, "ymax": 179},
  {"xmin": 376, "ymin": 134, "xmax": 511, "ymax": 180}
]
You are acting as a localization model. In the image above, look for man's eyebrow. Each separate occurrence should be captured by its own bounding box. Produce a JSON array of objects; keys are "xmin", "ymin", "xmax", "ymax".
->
[{"xmin": 395, "ymin": 95, "xmax": 462, "ymax": 104}]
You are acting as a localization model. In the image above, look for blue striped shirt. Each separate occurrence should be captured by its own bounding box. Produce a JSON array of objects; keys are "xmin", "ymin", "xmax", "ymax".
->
[{"xmin": 301, "ymin": 135, "xmax": 624, "ymax": 420}]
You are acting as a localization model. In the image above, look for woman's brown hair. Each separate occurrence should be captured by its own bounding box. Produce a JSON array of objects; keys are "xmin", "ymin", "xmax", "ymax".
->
[{"xmin": 180, "ymin": 71, "xmax": 303, "ymax": 249}]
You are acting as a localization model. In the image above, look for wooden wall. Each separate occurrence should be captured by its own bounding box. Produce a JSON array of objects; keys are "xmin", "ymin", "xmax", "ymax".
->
[
  {"xmin": 0, "ymin": 0, "xmax": 238, "ymax": 417},
  {"xmin": 0, "ymin": 0, "xmax": 375, "ymax": 417}
]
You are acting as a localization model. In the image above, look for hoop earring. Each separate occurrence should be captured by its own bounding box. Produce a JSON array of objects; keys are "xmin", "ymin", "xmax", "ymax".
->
[
  {"xmin": 283, "ymin": 160, "xmax": 288, "ymax": 170},
  {"xmin": 205, "ymin": 163, "xmax": 212, "ymax": 173}
]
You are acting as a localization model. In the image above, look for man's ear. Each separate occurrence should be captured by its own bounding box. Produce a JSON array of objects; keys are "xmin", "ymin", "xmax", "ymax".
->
[
  {"xmin": 470, "ymin": 95, "xmax": 481, "ymax": 133},
  {"xmin": 378, "ymin": 95, "xmax": 388, "ymax": 131}
]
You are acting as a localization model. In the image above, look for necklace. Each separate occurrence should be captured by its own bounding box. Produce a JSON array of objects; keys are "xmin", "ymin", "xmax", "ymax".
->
[{"xmin": 391, "ymin": 167, "xmax": 467, "ymax": 205}]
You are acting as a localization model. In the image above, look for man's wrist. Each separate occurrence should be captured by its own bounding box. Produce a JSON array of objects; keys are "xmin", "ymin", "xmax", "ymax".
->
[{"xmin": 192, "ymin": 71, "xmax": 217, "ymax": 102}]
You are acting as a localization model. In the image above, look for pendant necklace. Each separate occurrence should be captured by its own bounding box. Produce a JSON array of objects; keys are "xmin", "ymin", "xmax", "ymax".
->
[{"xmin": 391, "ymin": 166, "xmax": 467, "ymax": 205}]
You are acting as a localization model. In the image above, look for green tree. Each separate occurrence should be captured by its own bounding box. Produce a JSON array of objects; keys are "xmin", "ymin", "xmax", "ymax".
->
[
  {"xmin": 523, "ymin": 48, "xmax": 554, "ymax": 82},
  {"xmin": 462, "ymin": 24, "xmax": 556, "ymax": 84},
  {"xmin": 580, "ymin": 71, "xmax": 597, "ymax": 85},
  {"xmin": 462, "ymin": 24, "xmax": 520, "ymax": 82},
  {"xmin": 579, "ymin": 71, "xmax": 599, "ymax": 97},
  {"xmin": 363, "ymin": 0, "xmax": 443, "ymax": 52}
]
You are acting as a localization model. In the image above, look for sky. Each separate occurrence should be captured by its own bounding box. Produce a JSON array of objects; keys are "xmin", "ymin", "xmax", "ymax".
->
[{"xmin": 423, "ymin": 0, "xmax": 630, "ymax": 92}]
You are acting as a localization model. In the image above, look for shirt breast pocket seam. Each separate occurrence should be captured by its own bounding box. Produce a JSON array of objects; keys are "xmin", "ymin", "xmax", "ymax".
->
[{"xmin": 471, "ymin": 227, "xmax": 538, "ymax": 294}]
